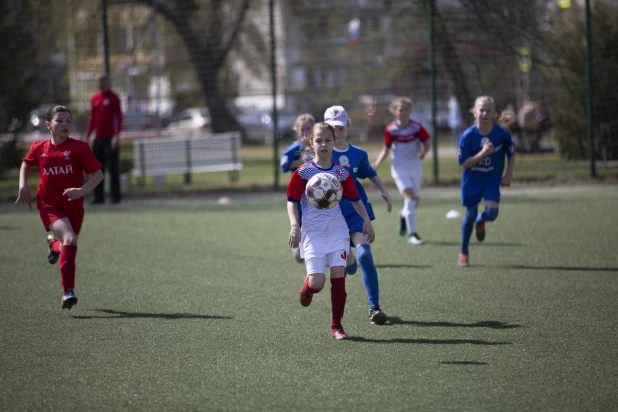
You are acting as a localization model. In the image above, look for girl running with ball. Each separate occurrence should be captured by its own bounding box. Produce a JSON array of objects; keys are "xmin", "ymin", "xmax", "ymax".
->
[{"xmin": 286, "ymin": 122, "xmax": 374, "ymax": 340}]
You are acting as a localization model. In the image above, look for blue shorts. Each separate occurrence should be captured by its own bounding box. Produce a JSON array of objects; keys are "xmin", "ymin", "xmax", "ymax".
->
[
  {"xmin": 341, "ymin": 199, "xmax": 375, "ymax": 234},
  {"xmin": 461, "ymin": 183, "xmax": 500, "ymax": 207}
]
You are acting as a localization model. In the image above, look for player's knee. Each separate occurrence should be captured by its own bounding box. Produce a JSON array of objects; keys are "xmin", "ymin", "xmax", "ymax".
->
[
  {"xmin": 308, "ymin": 275, "xmax": 325, "ymax": 292},
  {"xmin": 62, "ymin": 233, "xmax": 78, "ymax": 246},
  {"xmin": 356, "ymin": 244, "xmax": 373, "ymax": 266},
  {"xmin": 466, "ymin": 206, "xmax": 478, "ymax": 217},
  {"xmin": 485, "ymin": 207, "xmax": 499, "ymax": 221}
]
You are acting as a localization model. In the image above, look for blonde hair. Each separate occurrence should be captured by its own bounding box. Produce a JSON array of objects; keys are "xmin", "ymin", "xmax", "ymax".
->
[
  {"xmin": 470, "ymin": 96, "xmax": 496, "ymax": 114},
  {"xmin": 301, "ymin": 122, "xmax": 335, "ymax": 159},
  {"xmin": 389, "ymin": 97, "xmax": 412, "ymax": 115},
  {"xmin": 294, "ymin": 113, "xmax": 315, "ymax": 138}
]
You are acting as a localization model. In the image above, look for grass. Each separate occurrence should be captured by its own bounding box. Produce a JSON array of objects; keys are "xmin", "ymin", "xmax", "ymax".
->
[{"xmin": 1, "ymin": 186, "xmax": 617, "ymax": 411}]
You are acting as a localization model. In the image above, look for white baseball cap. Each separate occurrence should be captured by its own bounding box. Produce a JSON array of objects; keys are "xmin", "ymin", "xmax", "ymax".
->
[{"xmin": 324, "ymin": 105, "xmax": 348, "ymax": 127}]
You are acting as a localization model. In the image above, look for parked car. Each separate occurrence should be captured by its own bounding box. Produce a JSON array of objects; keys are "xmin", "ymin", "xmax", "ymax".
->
[
  {"xmin": 122, "ymin": 111, "xmax": 157, "ymax": 131},
  {"xmin": 237, "ymin": 108, "xmax": 298, "ymax": 142},
  {"xmin": 166, "ymin": 107, "xmax": 211, "ymax": 131}
]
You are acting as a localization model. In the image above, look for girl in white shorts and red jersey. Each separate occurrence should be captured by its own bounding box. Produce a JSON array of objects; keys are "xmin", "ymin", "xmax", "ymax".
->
[
  {"xmin": 287, "ymin": 122, "xmax": 375, "ymax": 340},
  {"xmin": 373, "ymin": 97, "xmax": 431, "ymax": 245}
]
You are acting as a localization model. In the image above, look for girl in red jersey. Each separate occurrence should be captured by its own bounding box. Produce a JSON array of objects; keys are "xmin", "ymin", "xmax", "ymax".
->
[
  {"xmin": 16, "ymin": 105, "xmax": 103, "ymax": 310},
  {"xmin": 287, "ymin": 122, "xmax": 375, "ymax": 340}
]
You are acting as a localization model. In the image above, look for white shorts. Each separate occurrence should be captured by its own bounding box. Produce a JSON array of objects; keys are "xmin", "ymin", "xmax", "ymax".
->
[
  {"xmin": 304, "ymin": 249, "xmax": 349, "ymax": 275},
  {"xmin": 392, "ymin": 170, "xmax": 422, "ymax": 196}
]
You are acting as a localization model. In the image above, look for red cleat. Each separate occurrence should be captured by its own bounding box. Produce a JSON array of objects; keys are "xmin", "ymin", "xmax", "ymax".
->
[
  {"xmin": 299, "ymin": 282, "xmax": 313, "ymax": 307},
  {"xmin": 330, "ymin": 325, "xmax": 348, "ymax": 340}
]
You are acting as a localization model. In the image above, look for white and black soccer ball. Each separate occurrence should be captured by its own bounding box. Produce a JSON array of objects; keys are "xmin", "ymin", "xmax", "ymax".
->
[{"xmin": 305, "ymin": 172, "xmax": 343, "ymax": 210}]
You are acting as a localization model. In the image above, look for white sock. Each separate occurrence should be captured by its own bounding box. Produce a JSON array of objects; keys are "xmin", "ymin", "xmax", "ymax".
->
[{"xmin": 403, "ymin": 199, "xmax": 417, "ymax": 234}]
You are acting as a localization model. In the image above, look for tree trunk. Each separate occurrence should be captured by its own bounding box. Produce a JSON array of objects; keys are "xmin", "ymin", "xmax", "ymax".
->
[
  {"xmin": 434, "ymin": 10, "xmax": 475, "ymax": 126},
  {"xmin": 196, "ymin": 63, "xmax": 243, "ymax": 136}
]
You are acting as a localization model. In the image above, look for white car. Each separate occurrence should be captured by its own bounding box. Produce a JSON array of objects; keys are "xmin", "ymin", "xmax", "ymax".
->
[
  {"xmin": 167, "ymin": 107, "xmax": 211, "ymax": 131},
  {"xmin": 237, "ymin": 108, "xmax": 298, "ymax": 142}
]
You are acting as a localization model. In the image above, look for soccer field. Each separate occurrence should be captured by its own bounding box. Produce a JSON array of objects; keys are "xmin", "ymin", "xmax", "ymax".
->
[{"xmin": 1, "ymin": 186, "xmax": 617, "ymax": 411}]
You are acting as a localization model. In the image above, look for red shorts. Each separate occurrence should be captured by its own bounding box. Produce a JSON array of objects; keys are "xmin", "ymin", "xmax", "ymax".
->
[{"xmin": 38, "ymin": 204, "xmax": 84, "ymax": 235}]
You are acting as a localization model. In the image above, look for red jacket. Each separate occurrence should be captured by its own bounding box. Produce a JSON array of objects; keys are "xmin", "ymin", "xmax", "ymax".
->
[{"xmin": 86, "ymin": 90, "xmax": 123, "ymax": 138}]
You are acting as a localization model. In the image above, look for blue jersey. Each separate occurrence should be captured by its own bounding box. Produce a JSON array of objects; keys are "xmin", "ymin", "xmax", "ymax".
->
[
  {"xmin": 280, "ymin": 141, "xmax": 305, "ymax": 173},
  {"xmin": 332, "ymin": 143, "xmax": 377, "ymax": 222},
  {"xmin": 459, "ymin": 123, "xmax": 515, "ymax": 198}
]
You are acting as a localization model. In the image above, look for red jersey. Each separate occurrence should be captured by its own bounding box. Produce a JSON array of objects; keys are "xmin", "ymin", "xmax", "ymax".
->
[
  {"xmin": 23, "ymin": 138, "xmax": 102, "ymax": 210},
  {"xmin": 86, "ymin": 90, "xmax": 123, "ymax": 138}
]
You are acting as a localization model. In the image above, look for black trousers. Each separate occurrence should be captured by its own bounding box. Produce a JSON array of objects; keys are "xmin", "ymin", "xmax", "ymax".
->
[{"xmin": 93, "ymin": 138, "xmax": 121, "ymax": 203}]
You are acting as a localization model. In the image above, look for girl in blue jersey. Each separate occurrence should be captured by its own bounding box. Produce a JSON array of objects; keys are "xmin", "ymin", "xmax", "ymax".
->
[
  {"xmin": 458, "ymin": 96, "xmax": 516, "ymax": 267},
  {"xmin": 280, "ymin": 114, "xmax": 315, "ymax": 263},
  {"xmin": 287, "ymin": 122, "xmax": 375, "ymax": 340},
  {"xmin": 324, "ymin": 105, "xmax": 392, "ymax": 325}
]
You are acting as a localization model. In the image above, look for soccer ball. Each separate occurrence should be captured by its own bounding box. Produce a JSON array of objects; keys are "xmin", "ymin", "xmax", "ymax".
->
[{"xmin": 305, "ymin": 172, "xmax": 342, "ymax": 210}]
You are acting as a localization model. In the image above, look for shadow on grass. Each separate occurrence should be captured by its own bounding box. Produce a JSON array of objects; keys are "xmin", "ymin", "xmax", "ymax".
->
[
  {"xmin": 348, "ymin": 336, "xmax": 511, "ymax": 345},
  {"xmin": 387, "ymin": 317, "xmax": 521, "ymax": 329},
  {"xmin": 375, "ymin": 264, "xmax": 433, "ymax": 269},
  {"xmin": 499, "ymin": 264, "xmax": 618, "ymax": 272},
  {"xmin": 425, "ymin": 241, "xmax": 524, "ymax": 247},
  {"xmin": 441, "ymin": 361, "xmax": 487, "ymax": 366},
  {"xmin": 70, "ymin": 309, "xmax": 232, "ymax": 320}
]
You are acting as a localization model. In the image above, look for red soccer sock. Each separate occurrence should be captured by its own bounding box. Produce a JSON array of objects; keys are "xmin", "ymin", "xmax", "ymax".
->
[
  {"xmin": 330, "ymin": 277, "xmax": 347, "ymax": 327},
  {"xmin": 59, "ymin": 245, "xmax": 78, "ymax": 293},
  {"xmin": 50, "ymin": 239, "xmax": 62, "ymax": 254}
]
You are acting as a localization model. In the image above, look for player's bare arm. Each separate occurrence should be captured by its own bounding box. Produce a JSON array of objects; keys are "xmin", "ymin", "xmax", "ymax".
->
[
  {"xmin": 372, "ymin": 146, "xmax": 390, "ymax": 170},
  {"xmin": 501, "ymin": 154, "xmax": 516, "ymax": 187},
  {"xmin": 368, "ymin": 175, "xmax": 392, "ymax": 213},
  {"xmin": 15, "ymin": 162, "xmax": 33, "ymax": 209},
  {"xmin": 287, "ymin": 201, "xmax": 301, "ymax": 248},
  {"xmin": 63, "ymin": 169, "xmax": 104, "ymax": 201},
  {"xmin": 419, "ymin": 140, "xmax": 431, "ymax": 159}
]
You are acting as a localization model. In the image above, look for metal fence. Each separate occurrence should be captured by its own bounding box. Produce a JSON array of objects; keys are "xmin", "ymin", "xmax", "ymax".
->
[{"xmin": 1, "ymin": 0, "xmax": 617, "ymax": 200}]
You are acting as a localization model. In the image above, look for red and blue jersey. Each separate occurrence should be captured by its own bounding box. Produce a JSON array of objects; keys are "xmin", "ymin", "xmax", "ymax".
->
[{"xmin": 287, "ymin": 161, "xmax": 360, "ymax": 239}]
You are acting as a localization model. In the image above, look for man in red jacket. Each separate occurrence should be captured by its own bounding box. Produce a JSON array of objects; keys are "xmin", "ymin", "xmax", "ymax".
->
[{"xmin": 86, "ymin": 73, "xmax": 123, "ymax": 204}]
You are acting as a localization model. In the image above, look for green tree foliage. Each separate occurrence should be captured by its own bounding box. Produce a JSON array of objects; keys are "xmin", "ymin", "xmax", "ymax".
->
[
  {"xmin": 0, "ymin": 0, "xmax": 43, "ymax": 133},
  {"xmin": 547, "ymin": 0, "xmax": 618, "ymax": 160}
]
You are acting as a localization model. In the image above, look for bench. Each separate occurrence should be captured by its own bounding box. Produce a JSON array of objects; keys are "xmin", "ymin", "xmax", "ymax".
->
[{"xmin": 132, "ymin": 132, "xmax": 242, "ymax": 184}]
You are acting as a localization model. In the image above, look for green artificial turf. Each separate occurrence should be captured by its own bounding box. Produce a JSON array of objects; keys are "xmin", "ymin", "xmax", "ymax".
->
[{"xmin": 1, "ymin": 186, "xmax": 617, "ymax": 411}]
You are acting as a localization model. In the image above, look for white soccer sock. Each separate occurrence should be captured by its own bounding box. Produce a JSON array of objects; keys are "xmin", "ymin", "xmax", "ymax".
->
[{"xmin": 403, "ymin": 199, "xmax": 417, "ymax": 234}]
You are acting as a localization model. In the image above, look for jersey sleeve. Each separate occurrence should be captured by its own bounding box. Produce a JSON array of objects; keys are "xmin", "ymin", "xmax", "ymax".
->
[
  {"xmin": 458, "ymin": 130, "xmax": 471, "ymax": 166},
  {"xmin": 356, "ymin": 150, "xmax": 377, "ymax": 180},
  {"xmin": 341, "ymin": 174, "xmax": 360, "ymax": 202},
  {"xmin": 286, "ymin": 169, "xmax": 306, "ymax": 202},
  {"xmin": 383, "ymin": 127, "xmax": 393, "ymax": 148},
  {"xmin": 22, "ymin": 143, "xmax": 39, "ymax": 167},
  {"xmin": 77, "ymin": 141, "xmax": 103, "ymax": 174},
  {"xmin": 280, "ymin": 143, "xmax": 302, "ymax": 173},
  {"xmin": 418, "ymin": 124, "xmax": 430, "ymax": 142},
  {"xmin": 113, "ymin": 94, "xmax": 123, "ymax": 135}
]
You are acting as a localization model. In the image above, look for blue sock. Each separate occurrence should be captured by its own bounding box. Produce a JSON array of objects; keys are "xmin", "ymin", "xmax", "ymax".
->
[
  {"xmin": 345, "ymin": 256, "xmax": 358, "ymax": 275},
  {"xmin": 477, "ymin": 207, "xmax": 499, "ymax": 223},
  {"xmin": 357, "ymin": 244, "xmax": 379, "ymax": 309},
  {"xmin": 461, "ymin": 206, "xmax": 477, "ymax": 255}
]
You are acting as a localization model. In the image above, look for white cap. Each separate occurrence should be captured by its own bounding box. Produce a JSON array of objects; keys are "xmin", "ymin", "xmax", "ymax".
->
[{"xmin": 324, "ymin": 105, "xmax": 348, "ymax": 127}]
